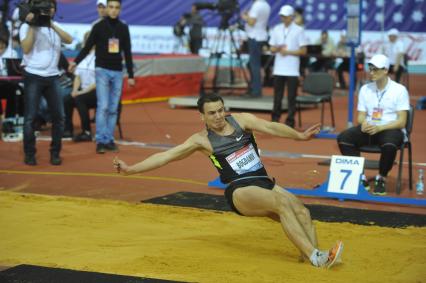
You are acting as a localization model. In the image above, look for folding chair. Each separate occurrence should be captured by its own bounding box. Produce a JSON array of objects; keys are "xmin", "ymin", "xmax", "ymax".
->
[{"xmin": 296, "ymin": 72, "xmax": 335, "ymax": 129}]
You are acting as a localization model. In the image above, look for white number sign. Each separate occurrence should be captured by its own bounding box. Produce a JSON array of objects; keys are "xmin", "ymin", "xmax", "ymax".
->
[{"xmin": 327, "ymin": 155, "xmax": 365, "ymax": 195}]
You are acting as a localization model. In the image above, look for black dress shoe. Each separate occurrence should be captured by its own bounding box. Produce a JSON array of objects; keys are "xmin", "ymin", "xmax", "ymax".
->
[
  {"xmin": 50, "ymin": 153, "xmax": 62, "ymax": 165},
  {"xmin": 96, "ymin": 143, "xmax": 106, "ymax": 154},
  {"xmin": 63, "ymin": 130, "xmax": 73, "ymax": 138},
  {"xmin": 73, "ymin": 132, "xmax": 92, "ymax": 142},
  {"xmin": 105, "ymin": 142, "xmax": 119, "ymax": 152},
  {"xmin": 24, "ymin": 155, "xmax": 37, "ymax": 166}
]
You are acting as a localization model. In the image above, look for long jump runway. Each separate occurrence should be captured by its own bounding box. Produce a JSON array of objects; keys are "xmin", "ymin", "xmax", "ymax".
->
[{"xmin": 0, "ymin": 190, "xmax": 425, "ymax": 283}]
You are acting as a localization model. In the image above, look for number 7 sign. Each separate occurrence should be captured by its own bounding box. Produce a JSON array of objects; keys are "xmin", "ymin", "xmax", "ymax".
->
[{"xmin": 327, "ymin": 155, "xmax": 365, "ymax": 195}]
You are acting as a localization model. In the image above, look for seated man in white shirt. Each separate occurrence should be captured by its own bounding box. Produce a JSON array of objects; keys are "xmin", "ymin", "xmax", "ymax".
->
[
  {"xmin": 337, "ymin": 54, "xmax": 410, "ymax": 195},
  {"xmin": 311, "ymin": 30, "xmax": 335, "ymax": 72},
  {"xmin": 69, "ymin": 32, "xmax": 96, "ymax": 142}
]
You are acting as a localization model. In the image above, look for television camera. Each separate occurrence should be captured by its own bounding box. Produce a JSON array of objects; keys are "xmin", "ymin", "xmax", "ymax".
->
[
  {"xmin": 18, "ymin": 0, "xmax": 54, "ymax": 27},
  {"xmin": 194, "ymin": 0, "xmax": 239, "ymax": 29}
]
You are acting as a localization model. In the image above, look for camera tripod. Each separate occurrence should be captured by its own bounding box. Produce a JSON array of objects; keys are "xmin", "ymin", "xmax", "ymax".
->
[{"xmin": 200, "ymin": 26, "xmax": 249, "ymax": 96}]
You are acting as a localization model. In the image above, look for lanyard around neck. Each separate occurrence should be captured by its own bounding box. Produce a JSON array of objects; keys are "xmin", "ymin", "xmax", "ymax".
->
[
  {"xmin": 376, "ymin": 88, "xmax": 387, "ymax": 108},
  {"xmin": 283, "ymin": 25, "xmax": 290, "ymax": 40}
]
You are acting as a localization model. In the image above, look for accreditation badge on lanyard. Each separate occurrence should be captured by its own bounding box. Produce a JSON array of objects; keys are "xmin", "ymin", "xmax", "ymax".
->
[
  {"xmin": 108, "ymin": 37, "xmax": 120, "ymax": 53},
  {"xmin": 372, "ymin": 89, "xmax": 386, "ymax": 123},
  {"xmin": 371, "ymin": 107, "xmax": 383, "ymax": 122}
]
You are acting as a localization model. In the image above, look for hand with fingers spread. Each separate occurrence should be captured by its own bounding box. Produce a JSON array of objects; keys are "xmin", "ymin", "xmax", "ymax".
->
[{"xmin": 297, "ymin": 123, "xmax": 321, "ymax": 140}]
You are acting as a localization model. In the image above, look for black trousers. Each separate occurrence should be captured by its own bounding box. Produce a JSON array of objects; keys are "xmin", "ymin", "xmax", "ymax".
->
[
  {"xmin": 63, "ymin": 93, "xmax": 74, "ymax": 133},
  {"xmin": 337, "ymin": 60, "xmax": 349, "ymax": 89},
  {"xmin": 388, "ymin": 64, "xmax": 405, "ymax": 83},
  {"xmin": 271, "ymin": 75, "xmax": 298, "ymax": 126},
  {"xmin": 0, "ymin": 81, "xmax": 24, "ymax": 118},
  {"xmin": 74, "ymin": 90, "xmax": 97, "ymax": 133},
  {"xmin": 189, "ymin": 37, "xmax": 202, "ymax": 54},
  {"xmin": 337, "ymin": 125, "xmax": 404, "ymax": 177}
]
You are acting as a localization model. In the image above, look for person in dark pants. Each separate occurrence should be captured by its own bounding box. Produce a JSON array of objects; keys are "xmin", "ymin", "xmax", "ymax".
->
[
  {"xmin": 241, "ymin": 0, "xmax": 271, "ymax": 97},
  {"xmin": 19, "ymin": 0, "xmax": 72, "ymax": 165},
  {"xmin": 68, "ymin": 42, "xmax": 97, "ymax": 142},
  {"xmin": 334, "ymin": 31, "xmax": 350, "ymax": 89},
  {"xmin": 37, "ymin": 52, "xmax": 74, "ymax": 137},
  {"xmin": 113, "ymin": 94, "xmax": 343, "ymax": 269},
  {"xmin": 337, "ymin": 54, "xmax": 409, "ymax": 195},
  {"xmin": 187, "ymin": 5, "xmax": 204, "ymax": 55},
  {"xmin": 269, "ymin": 5, "xmax": 307, "ymax": 127},
  {"xmin": 0, "ymin": 36, "xmax": 24, "ymax": 119}
]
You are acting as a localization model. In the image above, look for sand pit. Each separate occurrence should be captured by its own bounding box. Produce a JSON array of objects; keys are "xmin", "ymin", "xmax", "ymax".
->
[{"xmin": 0, "ymin": 191, "xmax": 425, "ymax": 282}]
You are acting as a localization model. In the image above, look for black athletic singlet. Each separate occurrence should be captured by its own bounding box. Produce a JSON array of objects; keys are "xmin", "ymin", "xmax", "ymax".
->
[{"xmin": 207, "ymin": 115, "xmax": 268, "ymax": 184}]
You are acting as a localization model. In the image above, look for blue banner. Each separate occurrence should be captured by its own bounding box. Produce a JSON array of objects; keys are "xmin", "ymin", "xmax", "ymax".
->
[{"xmin": 3, "ymin": 0, "xmax": 425, "ymax": 32}]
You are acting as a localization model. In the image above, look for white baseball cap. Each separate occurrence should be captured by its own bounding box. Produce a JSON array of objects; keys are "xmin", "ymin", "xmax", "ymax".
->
[
  {"xmin": 387, "ymin": 28, "xmax": 399, "ymax": 37},
  {"xmin": 368, "ymin": 54, "xmax": 390, "ymax": 70},
  {"xmin": 279, "ymin": 5, "xmax": 294, "ymax": 17},
  {"xmin": 97, "ymin": 0, "xmax": 107, "ymax": 6}
]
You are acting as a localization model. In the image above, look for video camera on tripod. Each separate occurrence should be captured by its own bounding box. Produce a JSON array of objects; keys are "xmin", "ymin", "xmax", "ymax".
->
[
  {"xmin": 194, "ymin": 0, "xmax": 239, "ymax": 29},
  {"xmin": 18, "ymin": 0, "xmax": 54, "ymax": 27}
]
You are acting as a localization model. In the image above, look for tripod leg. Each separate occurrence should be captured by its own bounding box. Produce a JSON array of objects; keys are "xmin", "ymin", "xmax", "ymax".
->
[
  {"xmin": 229, "ymin": 29, "xmax": 250, "ymax": 93},
  {"xmin": 213, "ymin": 30, "xmax": 226, "ymax": 94}
]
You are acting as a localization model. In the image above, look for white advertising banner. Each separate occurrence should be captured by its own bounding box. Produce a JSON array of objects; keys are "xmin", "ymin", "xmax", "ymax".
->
[{"xmin": 62, "ymin": 23, "xmax": 426, "ymax": 66}]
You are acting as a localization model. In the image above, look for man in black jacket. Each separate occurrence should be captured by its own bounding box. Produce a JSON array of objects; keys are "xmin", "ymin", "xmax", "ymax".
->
[{"xmin": 70, "ymin": 0, "xmax": 134, "ymax": 154}]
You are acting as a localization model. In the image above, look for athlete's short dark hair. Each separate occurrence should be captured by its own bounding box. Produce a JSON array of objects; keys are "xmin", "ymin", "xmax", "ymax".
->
[{"xmin": 197, "ymin": 94, "xmax": 224, "ymax": 113}]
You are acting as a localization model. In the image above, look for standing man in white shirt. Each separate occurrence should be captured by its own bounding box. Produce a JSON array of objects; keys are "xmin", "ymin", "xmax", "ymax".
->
[
  {"xmin": 269, "ymin": 5, "xmax": 307, "ymax": 128},
  {"xmin": 241, "ymin": 0, "xmax": 270, "ymax": 98},
  {"xmin": 337, "ymin": 54, "xmax": 409, "ymax": 195},
  {"xmin": 19, "ymin": 0, "xmax": 73, "ymax": 165},
  {"xmin": 384, "ymin": 28, "xmax": 405, "ymax": 83}
]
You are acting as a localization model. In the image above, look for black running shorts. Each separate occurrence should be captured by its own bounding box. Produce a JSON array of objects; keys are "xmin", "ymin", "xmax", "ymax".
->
[{"xmin": 224, "ymin": 176, "xmax": 275, "ymax": 215}]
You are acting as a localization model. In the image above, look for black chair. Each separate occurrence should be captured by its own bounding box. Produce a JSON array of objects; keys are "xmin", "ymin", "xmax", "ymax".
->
[
  {"xmin": 296, "ymin": 72, "xmax": 335, "ymax": 128},
  {"xmin": 116, "ymin": 102, "xmax": 124, "ymax": 139},
  {"xmin": 359, "ymin": 105, "xmax": 414, "ymax": 195}
]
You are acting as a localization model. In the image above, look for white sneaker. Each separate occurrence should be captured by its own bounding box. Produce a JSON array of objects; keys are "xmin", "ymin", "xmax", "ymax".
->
[{"xmin": 326, "ymin": 241, "xmax": 344, "ymax": 269}]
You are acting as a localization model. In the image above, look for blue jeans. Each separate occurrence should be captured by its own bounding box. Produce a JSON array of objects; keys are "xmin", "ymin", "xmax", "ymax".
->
[
  {"xmin": 23, "ymin": 72, "xmax": 64, "ymax": 156},
  {"xmin": 248, "ymin": 38, "xmax": 263, "ymax": 97},
  {"xmin": 95, "ymin": 67, "xmax": 123, "ymax": 144}
]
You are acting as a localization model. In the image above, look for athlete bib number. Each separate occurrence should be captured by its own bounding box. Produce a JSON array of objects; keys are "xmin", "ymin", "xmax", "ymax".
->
[{"xmin": 226, "ymin": 144, "xmax": 263, "ymax": 175}]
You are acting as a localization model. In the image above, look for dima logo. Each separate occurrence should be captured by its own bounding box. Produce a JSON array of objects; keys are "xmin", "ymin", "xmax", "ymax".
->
[{"xmin": 336, "ymin": 158, "xmax": 359, "ymax": 165}]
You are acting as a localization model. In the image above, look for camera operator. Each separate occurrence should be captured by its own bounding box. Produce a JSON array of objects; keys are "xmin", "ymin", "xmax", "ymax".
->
[
  {"xmin": 186, "ymin": 5, "xmax": 205, "ymax": 55},
  {"xmin": 19, "ymin": 0, "xmax": 72, "ymax": 165},
  {"xmin": 241, "ymin": 0, "xmax": 270, "ymax": 98},
  {"xmin": 175, "ymin": 5, "xmax": 205, "ymax": 55}
]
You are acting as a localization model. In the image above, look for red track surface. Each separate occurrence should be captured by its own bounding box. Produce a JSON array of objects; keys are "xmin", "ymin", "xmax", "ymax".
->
[{"xmin": 1, "ymin": 74, "xmax": 425, "ymax": 215}]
